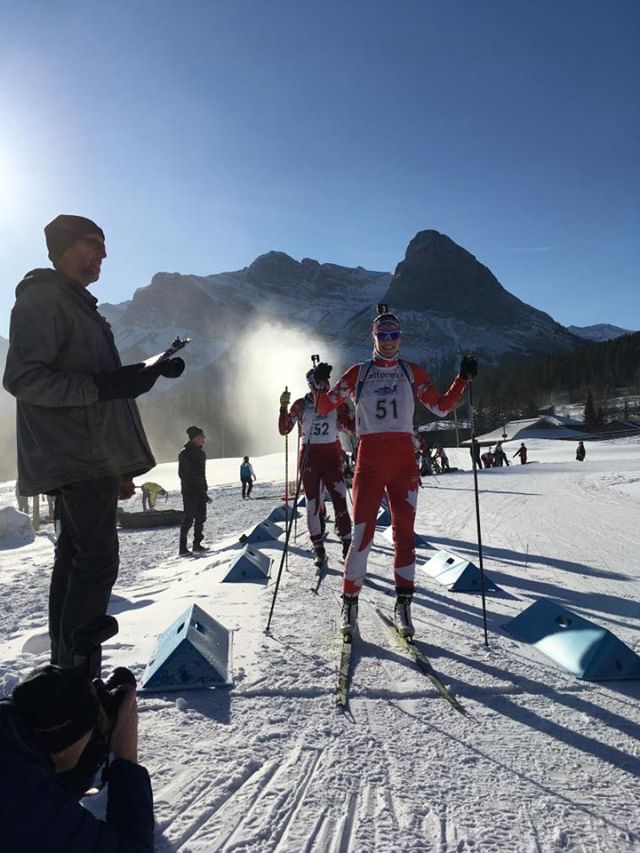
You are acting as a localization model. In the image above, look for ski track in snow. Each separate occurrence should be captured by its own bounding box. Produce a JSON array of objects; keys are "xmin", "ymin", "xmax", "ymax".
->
[{"xmin": 1, "ymin": 443, "xmax": 640, "ymax": 851}]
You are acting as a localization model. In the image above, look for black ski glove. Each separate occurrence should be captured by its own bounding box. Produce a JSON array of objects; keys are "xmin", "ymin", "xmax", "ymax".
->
[
  {"xmin": 313, "ymin": 362, "xmax": 333, "ymax": 387},
  {"xmin": 157, "ymin": 357, "xmax": 185, "ymax": 378},
  {"xmin": 459, "ymin": 355, "xmax": 478, "ymax": 380},
  {"xmin": 94, "ymin": 357, "xmax": 185, "ymax": 401}
]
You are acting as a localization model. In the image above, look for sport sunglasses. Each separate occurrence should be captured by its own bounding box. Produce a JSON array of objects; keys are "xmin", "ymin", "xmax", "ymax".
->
[{"xmin": 375, "ymin": 330, "xmax": 401, "ymax": 341}]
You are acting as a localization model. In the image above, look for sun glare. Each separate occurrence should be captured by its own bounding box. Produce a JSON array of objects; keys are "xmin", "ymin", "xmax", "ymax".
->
[{"xmin": 0, "ymin": 142, "xmax": 27, "ymax": 223}]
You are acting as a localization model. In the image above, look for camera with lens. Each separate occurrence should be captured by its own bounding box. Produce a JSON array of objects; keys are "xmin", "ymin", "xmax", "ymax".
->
[
  {"xmin": 58, "ymin": 617, "xmax": 137, "ymax": 795},
  {"xmin": 93, "ymin": 666, "xmax": 137, "ymax": 728}
]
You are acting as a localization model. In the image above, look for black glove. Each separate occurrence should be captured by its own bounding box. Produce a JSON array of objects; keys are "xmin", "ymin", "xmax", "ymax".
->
[
  {"xmin": 157, "ymin": 357, "xmax": 185, "ymax": 378},
  {"xmin": 459, "ymin": 355, "xmax": 478, "ymax": 380},
  {"xmin": 313, "ymin": 362, "xmax": 333, "ymax": 386},
  {"xmin": 94, "ymin": 358, "xmax": 185, "ymax": 401}
]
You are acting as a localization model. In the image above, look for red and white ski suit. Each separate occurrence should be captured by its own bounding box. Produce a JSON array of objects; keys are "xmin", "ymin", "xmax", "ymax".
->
[
  {"xmin": 316, "ymin": 357, "xmax": 467, "ymax": 594},
  {"xmin": 278, "ymin": 394, "xmax": 353, "ymax": 548}
]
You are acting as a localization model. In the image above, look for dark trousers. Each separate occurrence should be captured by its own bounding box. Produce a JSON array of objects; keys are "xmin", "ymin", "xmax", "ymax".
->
[
  {"xmin": 241, "ymin": 477, "xmax": 253, "ymax": 498},
  {"xmin": 50, "ymin": 476, "xmax": 121, "ymax": 674},
  {"xmin": 180, "ymin": 493, "xmax": 207, "ymax": 549}
]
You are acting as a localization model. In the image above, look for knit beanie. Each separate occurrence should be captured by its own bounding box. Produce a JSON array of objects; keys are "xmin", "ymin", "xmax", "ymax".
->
[
  {"xmin": 44, "ymin": 215, "xmax": 105, "ymax": 263},
  {"xmin": 186, "ymin": 426, "xmax": 204, "ymax": 440},
  {"xmin": 12, "ymin": 665, "xmax": 100, "ymax": 753}
]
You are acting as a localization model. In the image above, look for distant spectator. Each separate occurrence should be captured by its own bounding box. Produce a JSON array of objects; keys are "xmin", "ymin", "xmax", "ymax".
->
[
  {"xmin": 576, "ymin": 441, "xmax": 586, "ymax": 462},
  {"xmin": 178, "ymin": 426, "xmax": 210, "ymax": 556},
  {"xmin": 435, "ymin": 445, "xmax": 450, "ymax": 472},
  {"xmin": 140, "ymin": 481, "xmax": 168, "ymax": 510},
  {"xmin": 481, "ymin": 448, "xmax": 494, "ymax": 469},
  {"xmin": 493, "ymin": 441, "xmax": 509, "ymax": 467},
  {"xmin": 240, "ymin": 456, "xmax": 257, "ymax": 499},
  {"xmin": 513, "ymin": 442, "xmax": 528, "ymax": 464},
  {"xmin": 412, "ymin": 430, "xmax": 423, "ymax": 485},
  {"xmin": 469, "ymin": 438, "xmax": 482, "ymax": 468}
]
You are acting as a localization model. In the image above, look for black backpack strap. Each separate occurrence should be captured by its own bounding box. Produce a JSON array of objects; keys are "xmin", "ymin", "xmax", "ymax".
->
[
  {"xmin": 355, "ymin": 360, "xmax": 374, "ymax": 405},
  {"xmin": 398, "ymin": 359, "xmax": 416, "ymax": 398}
]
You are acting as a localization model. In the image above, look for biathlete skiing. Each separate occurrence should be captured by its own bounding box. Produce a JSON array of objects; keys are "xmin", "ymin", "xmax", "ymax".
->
[
  {"xmin": 311, "ymin": 306, "xmax": 477, "ymax": 638},
  {"xmin": 279, "ymin": 366, "xmax": 354, "ymax": 566}
]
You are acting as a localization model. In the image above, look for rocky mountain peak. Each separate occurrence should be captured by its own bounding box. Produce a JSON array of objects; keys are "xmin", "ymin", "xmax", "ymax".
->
[
  {"xmin": 385, "ymin": 229, "xmax": 551, "ymax": 329},
  {"xmin": 247, "ymin": 251, "xmax": 304, "ymax": 286}
]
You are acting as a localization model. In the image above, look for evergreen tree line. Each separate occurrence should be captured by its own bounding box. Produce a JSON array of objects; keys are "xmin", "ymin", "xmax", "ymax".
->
[{"xmin": 453, "ymin": 331, "xmax": 640, "ymax": 432}]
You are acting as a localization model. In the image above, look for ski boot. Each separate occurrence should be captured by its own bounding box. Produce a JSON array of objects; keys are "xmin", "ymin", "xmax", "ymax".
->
[
  {"xmin": 341, "ymin": 538, "xmax": 351, "ymax": 560},
  {"xmin": 394, "ymin": 592, "xmax": 415, "ymax": 638},
  {"xmin": 319, "ymin": 512, "xmax": 327, "ymax": 541},
  {"xmin": 341, "ymin": 594, "xmax": 359, "ymax": 639},
  {"xmin": 313, "ymin": 546, "xmax": 327, "ymax": 568}
]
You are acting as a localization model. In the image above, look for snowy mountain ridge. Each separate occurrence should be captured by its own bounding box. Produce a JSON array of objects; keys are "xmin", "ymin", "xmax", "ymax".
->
[
  {"xmin": 567, "ymin": 323, "xmax": 636, "ymax": 343},
  {"xmin": 100, "ymin": 230, "xmax": 583, "ymax": 377}
]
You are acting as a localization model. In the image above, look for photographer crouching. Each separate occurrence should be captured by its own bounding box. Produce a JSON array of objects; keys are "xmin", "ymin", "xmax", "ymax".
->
[{"xmin": 0, "ymin": 664, "xmax": 153, "ymax": 852}]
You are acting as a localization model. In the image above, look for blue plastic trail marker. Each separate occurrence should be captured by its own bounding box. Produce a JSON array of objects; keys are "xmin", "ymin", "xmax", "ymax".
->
[
  {"xmin": 422, "ymin": 548, "xmax": 500, "ymax": 593},
  {"xmin": 503, "ymin": 598, "xmax": 640, "ymax": 680},
  {"xmin": 141, "ymin": 603, "xmax": 232, "ymax": 691},
  {"xmin": 223, "ymin": 545, "xmax": 271, "ymax": 583}
]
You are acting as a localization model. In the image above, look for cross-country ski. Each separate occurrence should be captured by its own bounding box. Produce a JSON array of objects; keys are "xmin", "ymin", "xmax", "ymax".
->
[{"xmin": 374, "ymin": 607, "xmax": 467, "ymax": 714}]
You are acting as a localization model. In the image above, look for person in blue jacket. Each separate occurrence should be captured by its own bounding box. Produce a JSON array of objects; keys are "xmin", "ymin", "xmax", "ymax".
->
[
  {"xmin": 240, "ymin": 456, "xmax": 257, "ymax": 499},
  {"xmin": 0, "ymin": 665, "xmax": 154, "ymax": 852}
]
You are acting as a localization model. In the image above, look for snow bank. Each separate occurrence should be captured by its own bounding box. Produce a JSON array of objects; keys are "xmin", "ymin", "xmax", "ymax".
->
[{"xmin": 0, "ymin": 506, "xmax": 34, "ymax": 546}]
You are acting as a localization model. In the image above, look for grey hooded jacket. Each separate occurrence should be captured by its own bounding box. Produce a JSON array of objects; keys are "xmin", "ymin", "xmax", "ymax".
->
[{"xmin": 3, "ymin": 268, "xmax": 155, "ymax": 495}]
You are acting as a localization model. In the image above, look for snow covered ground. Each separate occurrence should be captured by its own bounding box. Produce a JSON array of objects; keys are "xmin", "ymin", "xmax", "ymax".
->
[{"xmin": 1, "ymin": 437, "xmax": 639, "ymax": 852}]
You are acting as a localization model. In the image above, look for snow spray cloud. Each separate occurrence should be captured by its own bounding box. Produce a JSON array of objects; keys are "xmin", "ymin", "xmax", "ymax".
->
[{"xmin": 224, "ymin": 320, "xmax": 344, "ymax": 458}]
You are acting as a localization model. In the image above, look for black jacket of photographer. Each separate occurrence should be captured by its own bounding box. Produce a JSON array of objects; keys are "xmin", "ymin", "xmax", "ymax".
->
[
  {"xmin": 0, "ymin": 698, "xmax": 154, "ymax": 853},
  {"xmin": 2, "ymin": 268, "xmax": 155, "ymax": 495}
]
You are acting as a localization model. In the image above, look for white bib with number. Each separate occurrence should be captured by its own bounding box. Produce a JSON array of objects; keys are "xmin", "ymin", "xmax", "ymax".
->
[
  {"xmin": 300, "ymin": 403, "xmax": 339, "ymax": 445},
  {"xmin": 355, "ymin": 363, "xmax": 414, "ymax": 435}
]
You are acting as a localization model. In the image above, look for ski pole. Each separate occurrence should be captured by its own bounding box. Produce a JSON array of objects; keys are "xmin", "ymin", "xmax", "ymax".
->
[
  {"xmin": 294, "ymin": 430, "xmax": 300, "ymax": 541},
  {"xmin": 345, "ymin": 434, "xmax": 357, "ymax": 506},
  {"xmin": 284, "ymin": 387, "xmax": 289, "ymax": 510},
  {"xmin": 284, "ymin": 391, "xmax": 289, "ymax": 574},
  {"xmin": 266, "ymin": 356, "xmax": 321, "ymax": 631},
  {"xmin": 468, "ymin": 380, "xmax": 489, "ymax": 647}
]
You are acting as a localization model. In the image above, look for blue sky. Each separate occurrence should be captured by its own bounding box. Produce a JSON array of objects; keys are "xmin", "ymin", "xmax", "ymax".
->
[{"xmin": 1, "ymin": 0, "xmax": 638, "ymax": 336}]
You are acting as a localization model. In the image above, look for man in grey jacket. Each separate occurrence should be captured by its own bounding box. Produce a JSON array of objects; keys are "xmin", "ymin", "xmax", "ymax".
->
[{"xmin": 3, "ymin": 214, "xmax": 185, "ymax": 674}]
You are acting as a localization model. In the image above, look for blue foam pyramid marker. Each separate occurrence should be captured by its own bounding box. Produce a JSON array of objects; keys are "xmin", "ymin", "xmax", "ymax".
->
[
  {"xmin": 503, "ymin": 599, "xmax": 640, "ymax": 681},
  {"xmin": 381, "ymin": 526, "xmax": 430, "ymax": 549},
  {"xmin": 223, "ymin": 545, "xmax": 271, "ymax": 583},
  {"xmin": 298, "ymin": 491, "xmax": 332, "ymax": 509},
  {"xmin": 239, "ymin": 518, "xmax": 283, "ymax": 545},
  {"xmin": 421, "ymin": 549, "xmax": 500, "ymax": 592},
  {"xmin": 267, "ymin": 503, "xmax": 299, "ymax": 523},
  {"xmin": 141, "ymin": 603, "xmax": 232, "ymax": 691}
]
